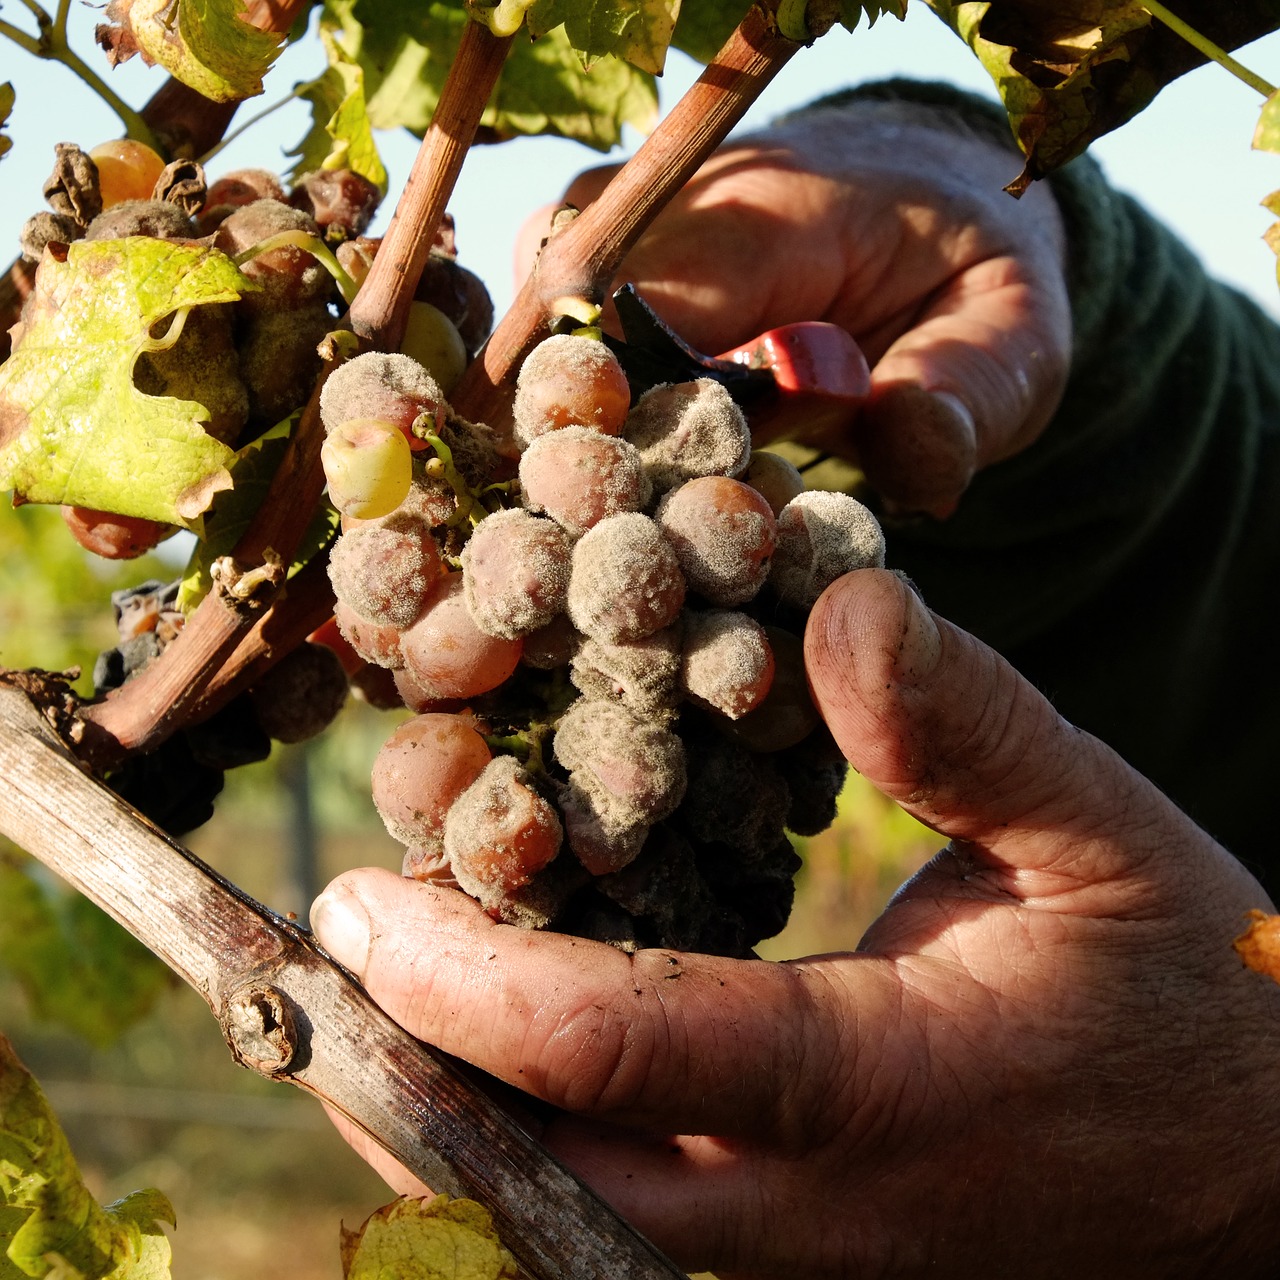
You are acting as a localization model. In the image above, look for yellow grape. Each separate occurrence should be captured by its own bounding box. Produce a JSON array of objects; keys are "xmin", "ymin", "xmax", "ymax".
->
[
  {"xmin": 321, "ymin": 418, "xmax": 413, "ymax": 519},
  {"xmin": 89, "ymin": 140, "xmax": 167, "ymax": 208},
  {"xmin": 399, "ymin": 300, "xmax": 468, "ymax": 393}
]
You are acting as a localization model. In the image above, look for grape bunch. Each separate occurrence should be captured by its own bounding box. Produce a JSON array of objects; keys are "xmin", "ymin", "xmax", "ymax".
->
[
  {"xmin": 20, "ymin": 138, "xmax": 490, "ymax": 561},
  {"xmin": 323, "ymin": 333, "xmax": 886, "ymax": 958}
]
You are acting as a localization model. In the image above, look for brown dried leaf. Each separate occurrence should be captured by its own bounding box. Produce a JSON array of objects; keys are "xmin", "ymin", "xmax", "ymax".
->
[{"xmin": 1234, "ymin": 909, "xmax": 1280, "ymax": 983}]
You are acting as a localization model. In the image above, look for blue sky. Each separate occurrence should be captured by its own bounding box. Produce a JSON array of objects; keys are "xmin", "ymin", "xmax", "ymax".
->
[{"xmin": 3, "ymin": 7, "xmax": 1279, "ymax": 320}]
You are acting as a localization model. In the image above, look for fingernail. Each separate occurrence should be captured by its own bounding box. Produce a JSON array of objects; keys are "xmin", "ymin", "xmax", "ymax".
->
[
  {"xmin": 894, "ymin": 578, "xmax": 942, "ymax": 686},
  {"xmin": 311, "ymin": 885, "xmax": 371, "ymax": 976}
]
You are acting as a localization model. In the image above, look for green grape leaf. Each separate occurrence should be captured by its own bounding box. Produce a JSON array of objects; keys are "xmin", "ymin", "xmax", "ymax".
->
[
  {"xmin": 322, "ymin": 0, "xmax": 657, "ymax": 149},
  {"xmin": 177, "ymin": 424, "xmax": 340, "ymax": 611},
  {"xmin": 0, "ymin": 85, "xmax": 13, "ymax": 163},
  {"xmin": 670, "ymin": 0, "xmax": 749, "ymax": 62},
  {"xmin": 523, "ymin": 0, "xmax": 681, "ymax": 76},
  {"xmin": 0, "ymin": 1035, "xmax": 174, "ymax": 1279},
  {"xmin": 0, "ymin": 850, "xmax": 171, "ymax": 1048},
  {"xmin": 0, "ymin": 238, "xmax": 252, "ymax": 526},
  {"xmin": 671, "ymin": 0, "xmax": 902, "ymax": 62},
  {"xmin": 923, "ymin": 0, "xmax": 1280, "ymax": 190},
  {"xmin": 339, "ymin": 1195, "xmax": 518, "ymax": 1280},
  {"xmin": 775, "ymin": 0, "xmax": 906, "ymax": 42},
  {"xmin": 1255, "ymin": 90, "xmax": 1280, "ymax": 156},
  {"xmin": 290, "ymin": 27, "xmax": 388, "ymax": 192},
  {"xmin": 99, "ymin": 0, "xmax": 285, "ymax": 102}
]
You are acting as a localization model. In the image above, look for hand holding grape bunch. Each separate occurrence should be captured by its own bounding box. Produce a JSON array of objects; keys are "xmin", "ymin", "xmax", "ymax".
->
[{"xmin": 312, "ymin": 104, "xmax": 1280, "ymax": 1278}]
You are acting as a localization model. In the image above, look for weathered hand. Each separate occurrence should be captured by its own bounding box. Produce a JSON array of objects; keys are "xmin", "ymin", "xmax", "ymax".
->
[
  {"xmin": 515, "ymin": 102, "xmax": 1072, "ymax": 515},
  {"xmin": 313, "ymin": 569, "xmax": 1280, "ymax": 1278}
]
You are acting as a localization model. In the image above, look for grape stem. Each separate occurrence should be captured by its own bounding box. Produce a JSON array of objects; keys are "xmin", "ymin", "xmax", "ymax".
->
[
  {"xmin": 450, "ymin": 0, "xmax": 805, "ymax": 437},
  {"xmin": 346, "ymin": 18, "xmax": 514, "ymax": 351},
  {"xmin": 1141, "ymin": 1, "xmax": 1277, "ymax": 97}
]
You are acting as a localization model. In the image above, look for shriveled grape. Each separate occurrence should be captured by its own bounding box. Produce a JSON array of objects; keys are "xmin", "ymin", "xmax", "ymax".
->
[
  {"xmin": 444, "ymin": 755, "xmax": 563, "ymax": 895},
  {"xmin": 248, "ymin": 641, "xmax": 349, "ymax": 744},
  {"xmin": 681, "ymin": 610, "xmax": 775, "ymax": 720},
  {"xmin": 769, "ymin": 489, "xmax": 886, "ymax": 607},
  {"xmin": 624, "ymin": 378, "xmax": 751, "ymax": 493},
  {"xmin": 570, "ymin": 626, "xmax": 682, "ymax": 718},
  {"xmin": 327, "ymin": 514, "xmax": 443, "ymax": 630}
]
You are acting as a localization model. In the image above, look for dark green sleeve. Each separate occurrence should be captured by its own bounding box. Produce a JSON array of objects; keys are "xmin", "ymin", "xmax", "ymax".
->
[{"xmin": 800, "ymin": 82, "xmax": 1280, "ymax": 889}]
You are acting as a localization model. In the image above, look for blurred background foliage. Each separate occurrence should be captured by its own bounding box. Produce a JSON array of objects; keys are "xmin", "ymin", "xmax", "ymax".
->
[{"xmin": 0, "ymin": 498, "xmax": 942, "ymax": 1278}]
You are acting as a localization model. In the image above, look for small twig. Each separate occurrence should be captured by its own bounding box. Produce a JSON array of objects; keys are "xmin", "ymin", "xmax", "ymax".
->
[
  {"xmin": 189, "ymin": 553, "xmax": 337, "ymax": 723},
  {"xmin": 199, "ymin": 88, "xmax": 301, "ymax": 167},
  {"xmin": 348, "ymin": 19, "xmax": 513, "ymax": 350},
  {"xmin": 450, "ymin": 0, "xmax": 802, "ymax": 434}
]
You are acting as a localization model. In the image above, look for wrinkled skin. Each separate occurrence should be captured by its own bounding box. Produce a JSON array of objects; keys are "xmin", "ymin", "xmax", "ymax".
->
[
  {"xmin": 312, "ymin": 111, "xmax": 1280, "ymax": 1276},
  {"xmin": 314, "ymin": 572, "xmax": 1280, "ymax": 1277}
]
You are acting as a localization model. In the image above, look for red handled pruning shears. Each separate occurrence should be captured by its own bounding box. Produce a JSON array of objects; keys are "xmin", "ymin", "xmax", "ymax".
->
[{"xmin": 604, "ymin": 284, "xmax": 870, "ymax": 443}]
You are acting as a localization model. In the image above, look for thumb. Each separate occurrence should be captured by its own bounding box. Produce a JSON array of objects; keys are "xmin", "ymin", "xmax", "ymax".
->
[{"xmin": 803, "ymin": 569, "xmax": 1184, "ymax": 895}]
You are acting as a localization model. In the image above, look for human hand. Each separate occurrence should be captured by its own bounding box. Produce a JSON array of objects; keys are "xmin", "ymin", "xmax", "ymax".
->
[
  {"xmin": 515, "ymin": 100, "xmax": 1072, "ymax": 517},
  {"xmin": 312, "ymin": 568, "xmax": 1280, "ymax": 1278}
]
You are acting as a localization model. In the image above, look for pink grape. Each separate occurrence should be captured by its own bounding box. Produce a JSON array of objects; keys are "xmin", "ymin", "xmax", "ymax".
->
[
  {"xmin": 371, "ymin": 712, "xmax": 492, "ymax": 847},
  {"xmin": 400, "ymin": 573, "xmax": 523, "ymax": 700},
  {"xmin": 512, "ymin": 334, "xmax": 631, "ymax": 449},
  {"xmin": 61, "ymin": 507, "xmax": 171, "ymax": 560},
  {"xmin": 566, "ymin": 512, "xmax": 686, "ymax": 644},
  {"xmin": 444, "ymin": 755, "xmax": 563, "ymax": 895},
  {"xmin": 460, "ymin": 508, "xmax": 572, "ymax": 639},
  {"xmin": 327, "ymin": 515, "xmax": 443, "ymax": 630},
  {"xmin": 624, "ymin": 378, "xmax": 751, "ymax": 493},
  {"xmin": 655, "ymin": 475, "xmax": 778, "ymax": 605},
  {"xmin": 333, "ymin": 599, "xmax": 404, "ymax": 669},
  {"xmin": 518, "ymin": 425, "xmax": 650, "ymax": 535},
  {"xmin": 680, "ymin": 610, "xmax": 775, "ymax": 720},
  {"xmin": 320, "ymin": 352, "xmax": 447, "ymax": 450}
]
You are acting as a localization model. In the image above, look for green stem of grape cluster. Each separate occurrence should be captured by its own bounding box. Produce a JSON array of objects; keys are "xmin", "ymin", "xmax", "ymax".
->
[{"xmin": 1142, "ymin": 0, "xmax": 1277, "ymax": 97}]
